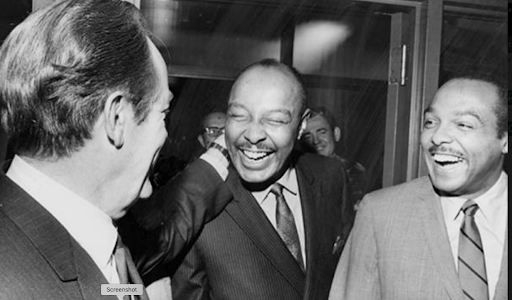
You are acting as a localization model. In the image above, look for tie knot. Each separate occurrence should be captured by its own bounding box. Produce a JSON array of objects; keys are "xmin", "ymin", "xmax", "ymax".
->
[
  {"xmin": 461, "ymin": 200, "xmax": 479, "ymax": 217},
  {"xmin": 270, "ymin": 183, "xmax": 284, "ymax": 197}
]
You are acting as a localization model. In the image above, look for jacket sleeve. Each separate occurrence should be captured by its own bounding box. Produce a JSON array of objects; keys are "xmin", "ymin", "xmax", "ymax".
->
[
  {"xmin": 171, "ymin": 244, "xmax": 211, "ymax": 300},
  {"xmin": 328, "ymin": 194, "xmax": 380, "ymax": 300},
  {"xmin": 121, "ymin": 158, "xmax": 232, "ymax": 282}
]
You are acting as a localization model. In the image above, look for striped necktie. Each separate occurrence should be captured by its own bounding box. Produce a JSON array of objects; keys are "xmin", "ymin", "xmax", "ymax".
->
[
  {"xmin": 458, "ymin": 200, "xmax": 489, "ymax": 300},
  {"xmin": 270, "ymin": 183, "xmax": 305, "ymax": 272}
]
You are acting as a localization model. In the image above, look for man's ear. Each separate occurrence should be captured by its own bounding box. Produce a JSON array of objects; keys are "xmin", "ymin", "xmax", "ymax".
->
[
  {"xmin": 104, "ymin": 91, "xmax": 127, "ymax": 148},
  {"xmin": 334, "ymin": 126, "xmax": 341, "ymax": 142}
]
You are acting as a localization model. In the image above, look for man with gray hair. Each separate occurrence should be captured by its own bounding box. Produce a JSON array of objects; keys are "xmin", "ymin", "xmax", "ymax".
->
[{"xmin": 0, "ymin": 0, "xmax": 231, "ymax": 299}]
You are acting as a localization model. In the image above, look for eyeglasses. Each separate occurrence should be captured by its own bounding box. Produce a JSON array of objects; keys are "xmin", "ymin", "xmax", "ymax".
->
[{"xmin": 204, "ymin": 127, "xmax": 225, "ymax": 136}]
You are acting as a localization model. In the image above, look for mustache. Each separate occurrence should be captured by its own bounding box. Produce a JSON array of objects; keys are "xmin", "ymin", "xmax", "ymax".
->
[
  {"xmin": 235, "ymin": 141, "xmax": 274, "ymax": 151},
  {"xmin": 427, "ymin": 145, "xmax": 463, "ymax": 157}
]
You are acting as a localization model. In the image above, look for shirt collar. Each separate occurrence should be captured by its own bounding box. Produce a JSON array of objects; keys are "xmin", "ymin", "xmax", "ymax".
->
[
  {"xmin": 6, "ymin": 155, "xmax": 118, "ymax": 268},
  {"xmin": 471, "ymin": 171, "xmax": 507, "ymax": 228},
  {"xmin": 441, "ymin": 171, "xmax": 508, "ymax": 227},
  {"xmin": 253, "ymin": 167, "xmax": 298, "ymax": 204}
]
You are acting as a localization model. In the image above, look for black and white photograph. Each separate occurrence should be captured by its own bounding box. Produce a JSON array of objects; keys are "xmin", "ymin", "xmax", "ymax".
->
[{"xmin": 0, "ymin": 0, "xmax": 507, "ymax": 299}]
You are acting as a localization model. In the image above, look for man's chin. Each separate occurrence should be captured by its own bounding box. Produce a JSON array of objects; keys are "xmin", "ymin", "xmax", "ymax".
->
[
  {"xmin": 237, "ymin": 167, "xmax": 289, "ymax": 191},
  {"xmin": 239, "ymin": 171, "xmax": 272, "ymax": 184},
  {"xmin": 430, "ymin": 176, "xmax": 468, "ymax": 197}
]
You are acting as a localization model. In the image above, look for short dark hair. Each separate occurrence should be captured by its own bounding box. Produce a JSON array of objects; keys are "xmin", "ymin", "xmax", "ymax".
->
[
  {"xmin": 307, "ymin": 106, "xmax": 338, "ymax": 131},
  {"xmin": 0, "ymin": 0, "xmax": 158, "ymax": 158},
  {"xmin": 231, "ymin": 58, "xmax": 307, "ymax": 117},
  {"xmin": 441, "ymin": 74, "xmax": 507, "ymax": 138}
]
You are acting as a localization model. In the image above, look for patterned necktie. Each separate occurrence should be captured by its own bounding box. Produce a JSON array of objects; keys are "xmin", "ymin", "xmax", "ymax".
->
[
  {"xmin": 458, "ymin": 200, "xmax": 489, "ymax": 300},
  {"xmin": 114, "ymin": 236, "xmax": 148, "ymax": 300},
  {"xmin": 270, "ymin": 183, "xmax": 305, "ymax": 271}
]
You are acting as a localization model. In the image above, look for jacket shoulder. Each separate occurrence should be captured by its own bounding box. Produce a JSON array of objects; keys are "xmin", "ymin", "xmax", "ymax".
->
[
  {"xmin": 363, "ymin": 176, "xmax": 433, "ymax": 204},
  {"xmin": 295, "ymin": 152, "xmax": 347, "ymax": 176}
]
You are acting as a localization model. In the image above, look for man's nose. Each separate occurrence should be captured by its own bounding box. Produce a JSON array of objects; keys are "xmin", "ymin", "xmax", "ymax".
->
[
  {"xmin": 244, "ymin": 122, "xmax": 266, "ymax": 144},
  {"xmin": 312, "ymin": 134, "xmax": 320, "ymax": 145},
  {"xmin": 430, "ymin": 124, "xmax": 453, "ymax": 146}
]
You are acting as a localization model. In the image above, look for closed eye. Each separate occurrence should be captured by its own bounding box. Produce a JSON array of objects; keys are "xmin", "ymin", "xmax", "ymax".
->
[
  {"xmin": 457, "ymin": 123, "xmax": 474, "ymax": 130},
  {"xmin": 266, "ymin": 118, "xmax": 289, "ymax": 125}
]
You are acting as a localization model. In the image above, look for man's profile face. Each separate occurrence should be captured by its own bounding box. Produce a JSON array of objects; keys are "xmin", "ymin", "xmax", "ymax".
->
[
  {"xmin": 420, "ymin": 79, "xmax": 507, "ymax": 199},
  {"xmin": 113, "ymin": 40, "xmax": 173, "ymax": 218},
  {"xmin": 301, "ymin": 114, "xmax": 336, "ymax": 157},
  {"xmin": 225, "ymin": 67, "xmax": 302, "ymax": 183},
  {"xmin": 199, "ymin": 112, "xmax": 226, "ymax": 149}
]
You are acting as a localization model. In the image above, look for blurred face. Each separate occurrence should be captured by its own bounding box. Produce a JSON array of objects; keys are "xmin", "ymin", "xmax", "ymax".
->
[
  {"xmin": 200, "ymin": 112, "xmax": 226, "ymax": 149},
  {"xmin": 421, "ymin": 79, "xmax": 507, "ymax": 199},
  {"xmin": 301, "ymin": 114, "xmax": 336, "ymax": 156},
  {"xmin": 225, "ymin": 67, "xmax": 303, "ymax": 183},
  {"xmin": 113, "ymin": 40, "xmax": 172, "ymax": 218}
]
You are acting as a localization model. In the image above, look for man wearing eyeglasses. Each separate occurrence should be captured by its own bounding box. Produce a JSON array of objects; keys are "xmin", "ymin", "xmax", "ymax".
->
[{"xmin": 198, "ymin": 111, "xmax": 227, "ymax": 149}]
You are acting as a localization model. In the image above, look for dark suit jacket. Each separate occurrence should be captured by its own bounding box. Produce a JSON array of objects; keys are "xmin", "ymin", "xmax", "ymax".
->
[
  {"xmin": 329, "ymin": 176, "xmax": 508, "ymax": 300},
  {"xmin": 0, "ymin": 159, "xmax": 230, "ymax": 299},
  {"xmin": 171, "ymin": 152, "xmax": 350, "ymax": 300}
]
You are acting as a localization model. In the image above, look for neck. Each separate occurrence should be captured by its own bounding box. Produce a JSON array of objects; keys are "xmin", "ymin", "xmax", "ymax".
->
[{"xmin": 19, "ymin": 147, "xmax": 113, "ymax": 214}]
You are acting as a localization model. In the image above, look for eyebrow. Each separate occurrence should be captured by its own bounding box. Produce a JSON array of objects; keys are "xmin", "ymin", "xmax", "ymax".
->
[
  {"xmin": 266, "ymin": 109, "xmax": 292, "ymax": 117},
  {"xmin": 454, "ymin": 110, "xmax": 483, "ymax": 123},
  {"xmin": 228, "ymin": 103, "xmax": 293, "ymax": 117},
  {"xmin": 228, "ymin": 103, "xmax": 244, "ymax": 109},
  {"xmin": 424, "ymin": 107, "xmax": 483, "ymax": 123}
]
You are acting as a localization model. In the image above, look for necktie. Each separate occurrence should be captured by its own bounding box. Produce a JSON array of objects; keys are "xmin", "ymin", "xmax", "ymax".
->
[
  {"xmin": 270, "ymin": 183, "xmax": 305, "ymax": 271},
  {"xmin": 114, "ymin": 236, "xmax": 149, "ymax": 300},
  {"xmin": 458, "ymin": 200, "xmax": 489, "ymax": 300}
]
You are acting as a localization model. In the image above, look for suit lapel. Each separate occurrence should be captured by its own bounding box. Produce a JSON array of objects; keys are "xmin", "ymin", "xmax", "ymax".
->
[
  {"xmin": 72, "ymin": 238, "xmax": 122, "ymax": 300},
  {"xmin": 418, "ymin": 177, "xmax": 463, "ymax": 300},
  {"xmin": 294, "ymin": 159, "xmax": 320, "ymax": 299},
  {"xmin": 225, "ymin": 171, "xmax": 305, "ymax": 295},
  {"xmin": 0, "ymin": 175, "xmax": 117, "ymax": 299},
  {"xmin": 0, "ymin": 175, "xmax": 79, "ymax": 282}
]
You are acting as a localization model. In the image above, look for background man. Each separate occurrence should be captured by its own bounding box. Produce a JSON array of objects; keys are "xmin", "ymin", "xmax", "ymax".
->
[
  {"xmin": 301, "ymin": 106, "xmax": 367, "ymax": 211},
  {"xmin": 198, "ymin": 111, "xmax": 227, "ymax": 149},
  {"xmin": 0, "ymin": 1, "xmax": 230, "ymax": 299},
  {"xmin": 329, "ymin": 76, "xmax": 508, "ymax": 300},
  {"xmin": 171, "ymin": 59, "xmax": 349, "ymax": 300},
  {"xmin": 188, "ymin": 110, "xmax": 228, "ymax": 160}
]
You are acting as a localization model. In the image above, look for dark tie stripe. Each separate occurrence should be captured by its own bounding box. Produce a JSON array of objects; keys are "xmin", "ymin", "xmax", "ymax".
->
[
  {"xmin": 458, "ymin": 200, "xmax": 488, "ymax": 300},
  {"xmin": 460, "ymin": 229, "xmax": 484, "ymax": 252},
  {"xmin": 463, "ymin": 290, "xmax": 477, "ymax": 300},
  {"xmin": 458, "ymin": 257, "xmax": 488, "ymax": 283}
]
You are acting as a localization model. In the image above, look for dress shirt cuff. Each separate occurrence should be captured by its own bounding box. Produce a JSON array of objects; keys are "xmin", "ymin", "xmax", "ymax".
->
[{"xmin": 199, "ymin": 144, "xmax": 229, "ymax": 181}]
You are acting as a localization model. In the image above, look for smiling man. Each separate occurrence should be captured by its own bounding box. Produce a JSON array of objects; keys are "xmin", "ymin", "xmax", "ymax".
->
[
  {"xmin": 171, "ymin": 59, "xmax": 350, "ymax": 300},
  {"xmin": 0, "ymin": 1, "xmax": 232, "ymax": 299},
  {"xmin": 301, "ymin": 107, "xmax": 367, "ymax": 212},
  {"xmin": 329, "ymin": 76, "xmax": 508, "ymax": 300}
]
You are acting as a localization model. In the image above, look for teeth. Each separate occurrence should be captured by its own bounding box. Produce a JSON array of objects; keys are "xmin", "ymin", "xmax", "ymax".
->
[
  {"xmin": 433, "ymin": 154, "xmax": 463, "ymax": 163},
  {"xmin": 242, "ymin": 149, "xmax": 270, "ymax": 160}
]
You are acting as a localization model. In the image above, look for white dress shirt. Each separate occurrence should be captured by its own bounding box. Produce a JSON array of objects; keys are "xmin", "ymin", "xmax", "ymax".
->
[
  {"xmin": 6, "ymin": 155, "xmax": 121, "ymax": 284},
  {"xmin": 252, "ymin": 168, "xmax": 306, "ymax": 266},
  {"xmin": 440, "ymin": 171, "xmax": 508, "ymax": 300}
]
